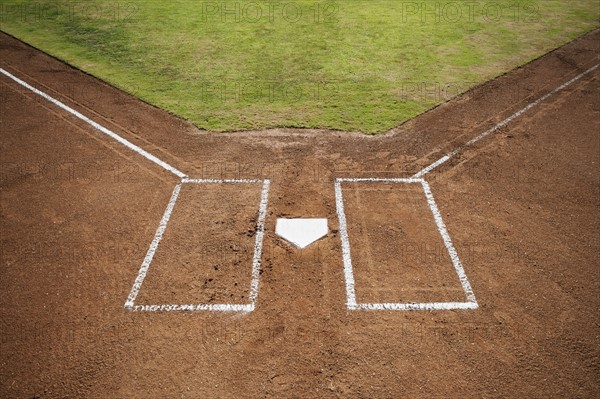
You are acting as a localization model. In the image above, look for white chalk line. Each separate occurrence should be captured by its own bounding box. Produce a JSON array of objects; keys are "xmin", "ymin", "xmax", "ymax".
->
[
  {"xmin": 124, "ymin": 183, "xmax": 183, "ymax": 308},
  {"xmin": 249, "ymin": 180, "xmax": 271, "ymax": 303},
  {"xmin": 132, "ymin": 304, "xmax": 254, "ymax": 312},
  {"xmin": 334, "ymin": 179, "xmax": 358, "ymax": 307},
  {"xmin": 334, "ymin": 178, "xmax": 478, "ymax": 311},
  {"xmin": 413, "ymin": 63, "xmax": 599, "ymax": 178},
  {"xmin": 182, "ymin": 178, "xmax": 261, "ymax": 184},
  {"xmin": 420, "ymin": 180, "xmax": 477, "ymax": 304},
  {"xmin": 125, "ymin": 179, "xmax": 271, "ymax": 312},
  {"xmin": 0, "ymin": 67, "xmax": 187, "ymax": 179},
  {"xmin": 351, "ymin": 302, "xmax": 478, "ymax": 311},
  {"xmin": 337, "ymin": 177, "xmax": 424, "ymax": 184}
]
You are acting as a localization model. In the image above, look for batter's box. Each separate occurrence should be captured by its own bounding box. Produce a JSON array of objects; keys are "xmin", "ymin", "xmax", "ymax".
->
[
  {"xmin": 334, "ymin": 178, "xmax": 478, "ymax": 311},
  {"xmin": 124, "ymin": 178, "xmax": 270, "ymax": 312}
]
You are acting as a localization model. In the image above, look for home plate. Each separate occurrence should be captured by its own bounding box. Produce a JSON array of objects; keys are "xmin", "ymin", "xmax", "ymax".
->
[{"xmin": 276, "ymin": 218, "xmax": 328, "ymax": 249}]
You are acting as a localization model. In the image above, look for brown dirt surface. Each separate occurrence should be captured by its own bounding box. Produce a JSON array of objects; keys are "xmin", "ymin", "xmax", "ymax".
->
[{"xmin": 1, "ymin": 29, "xmax": 599, "ymax": 398}]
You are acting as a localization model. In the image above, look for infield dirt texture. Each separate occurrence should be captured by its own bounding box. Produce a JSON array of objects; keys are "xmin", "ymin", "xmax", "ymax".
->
[{"xmin": 1, "ymin": 29, "xmax": 599, "ymax": 398}]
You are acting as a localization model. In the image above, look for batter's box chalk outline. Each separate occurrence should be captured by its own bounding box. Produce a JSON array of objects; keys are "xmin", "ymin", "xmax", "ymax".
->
[
  {"xmin": 334, "ymin": 177, "xmax": 478, "ymax": 311},
  {"xmin": 124, "ymin": 178, "xmax": 271, "ymax": 312}
]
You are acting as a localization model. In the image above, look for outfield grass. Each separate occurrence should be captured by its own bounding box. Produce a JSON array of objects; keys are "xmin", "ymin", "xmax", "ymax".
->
[{"xmin": 1, "ymin": 0, "xmax": 598, "ymax": 133}]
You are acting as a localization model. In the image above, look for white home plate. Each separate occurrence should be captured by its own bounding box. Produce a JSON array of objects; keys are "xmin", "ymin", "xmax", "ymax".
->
[{"xmin": 276, "ymin": 218, "xmax": 328, "ymax": 249}]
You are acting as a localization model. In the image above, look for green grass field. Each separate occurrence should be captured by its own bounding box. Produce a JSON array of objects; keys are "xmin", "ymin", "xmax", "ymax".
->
[{"xmin": 1, "ymin": 0, "xmax": 598, "ymax": 133}]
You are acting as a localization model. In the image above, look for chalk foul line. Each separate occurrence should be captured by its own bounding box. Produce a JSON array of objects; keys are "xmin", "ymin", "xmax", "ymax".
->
[
  {"xmin": 413, "ymin": 63, "xmax": 599, "ymax": 178},
  {"xmin": 0, "ymin": 67, "xmax": 187, "ymax": 179}
]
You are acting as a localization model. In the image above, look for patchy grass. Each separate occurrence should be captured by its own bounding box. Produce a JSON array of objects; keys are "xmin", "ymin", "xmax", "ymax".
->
[{"xmin": 1, "ymin": 0, "xmax": 598, "ymax": 133}]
